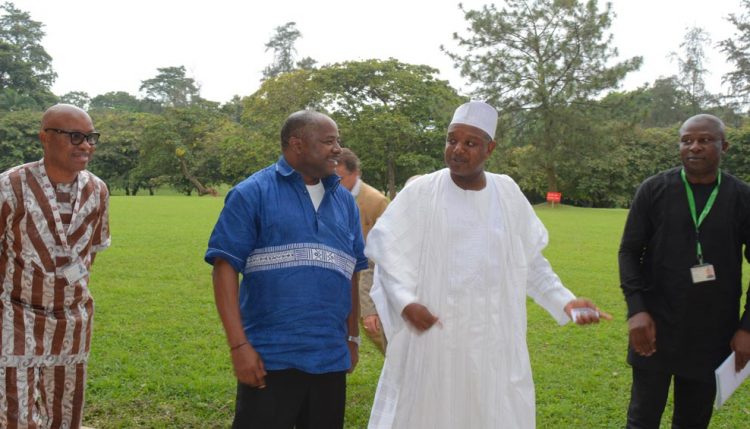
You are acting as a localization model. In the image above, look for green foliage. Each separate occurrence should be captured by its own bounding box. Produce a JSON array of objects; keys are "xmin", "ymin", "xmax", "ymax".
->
[
  {"xmin": 138, "ymin": 105, "xmax": 237, "ymax": 195},
  {"xmin": 59, "ymin": 90, "xmax": 91, "ymax": 110},
  {"xmin": 243, "ymin": 60, "xmax": 463, "ymax": 197},
  {"xmin": 262, "ymin": 22, "xmax": 307, "ymax": 80},
  {"xmin": 140, "ymin": 65, "xmax": 201, "ymax": 108},
  {"xmin": 720, "ymin": 0, "xmax": 750, "ymax": 109},
  {"xmin": 0, "ymin": 109, "xmax": 41, "ymax": 170},
  {"xmin": 640, "ymin": 77, "xmax": 692, "ymax": 128},
  {"xmin": 724, "ymin": 124, "xmax": 750, "ymax": 183},
  {"xmin": 444, "ymin": 0, "xmax": 642, "ymax": 192},
  {"xmin": 0, "ymin": 1, "xmax": 57, "ymax": 110},
  {"xmin": 90, "ymin": 91, "xmax": 161, "ymax": 113},
  {"xmin": 0, "ymin": 86, "xmax": 39, "ymax": 111},
  {"xmin": 88, "ymin": 110, "xmax": 160, "ymax": 195},
  {"xmin": 671, "ymin": 27, "xmax": 712, "ymax": 114},
  {"xmin": 316, "ymin": 59, "xmax": 463, "ymax": 196}
]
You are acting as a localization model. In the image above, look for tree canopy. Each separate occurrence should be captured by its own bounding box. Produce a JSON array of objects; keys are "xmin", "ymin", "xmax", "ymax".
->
[
  {"xmin": 2, "ymin": 6, "xmax": 750, "ymax": 207},
  {"xmin": 140, "ymin": 65, "xmax": 201, "ymax": 108},
  {"xmin": 720, "ymin": 0, "xmax": 750, "ymax": 110},
  {"xmin": 444, "ymin": 0, "xmax": 642, "ymax": 193},
  {"xmin": 0, "ymin": 1, "xmax": 56, "ymax": 110}
]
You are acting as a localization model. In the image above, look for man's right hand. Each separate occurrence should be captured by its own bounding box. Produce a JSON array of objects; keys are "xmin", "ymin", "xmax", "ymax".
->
[
  {"xmin": 231, "ymin": 343, "xmax": 267, "ymax": 388},
  {"xmin": 628, "ymin": 311, "xmax": 657, "ymax": 357},
  {"xmin": 402, "ymin": 303, "xmax": 439, "ymax": 332}
]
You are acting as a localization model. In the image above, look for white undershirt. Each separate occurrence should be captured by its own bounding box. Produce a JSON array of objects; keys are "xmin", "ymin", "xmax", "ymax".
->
[
  {"xmin": 351, "ymin": 177, "xmax": 362, "ymax": 198},
  {"xmin": 306, "ymin": 181, "xmax": 325, "ymax": 211}
]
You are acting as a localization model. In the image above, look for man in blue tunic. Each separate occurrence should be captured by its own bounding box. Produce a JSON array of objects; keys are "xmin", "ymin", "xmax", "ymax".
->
[{"xmin": 205, "ymin": 110, "xmax": 368, "ymax": 428}]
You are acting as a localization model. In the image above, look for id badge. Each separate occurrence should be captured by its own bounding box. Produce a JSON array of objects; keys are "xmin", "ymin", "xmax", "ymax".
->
[
  {"xmin": 690, "ymin": 263, "xmax": 716, "ymax": 284},
  {"xmin": 62, "ymin": 260, "xmax": 88, "ymax": 285}
]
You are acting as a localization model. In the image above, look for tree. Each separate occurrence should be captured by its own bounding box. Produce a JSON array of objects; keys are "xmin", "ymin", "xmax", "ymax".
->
[
  {"xmin": 89, "ymin": 91, "xmax": 162, "ymax": 113},
  {"xmin": 0, "ymin": 109, "xmax": 41, "ymax": 170},
  {"xmin": 220, "ymin": 95, "xmax": 244, "ymax": 123},
  {"xmin": 670, "ymin": 26, "xmax": 712, "ymax": 114},
  {"xmin": 262, "ymin": 22, "xmax": 316, "ymax": 80},
  {"xmin": 139, "ymin": 65, "xmax": 200, "ymax": 108},
  {"xmin": 723, "ymin": 124, "xmax": 750, "ymax": 183},
  {"xmin": 315, "ymin": 60, "xmax": 463, "ymax": 197},
  {"xmin": 139, "ymin": 106, "xmax": 234, "ymax": 195},
  {"xmin": 87, "ymin": 110, "xmax": 159, "ymax": 195},
  {"xmin": 0, "ymin": 87, "xmax": 38, "ymax": 111},
  {"xmin": 720, "ymin": 0, "xmax": 750, "ymax": 110},
  {"xmin": 296, "ymin": 56, "xmax": 318, "ymax": 70},
  {"xmin": 242, "ymin": 60, "xmax": 463, "ymax": 196},
  {"xmin": 59, "ymin": 91, "xmax": 90, "ymax": 109},
  {"xmin": 443, "ymin": 0, "xmax": 641, "ymax": 193},
  {"xmin": 0, "ymin": 1, "xmax": 57, "ymax": 110}
]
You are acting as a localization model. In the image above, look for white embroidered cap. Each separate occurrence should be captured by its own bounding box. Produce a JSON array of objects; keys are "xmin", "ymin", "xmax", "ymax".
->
[{"xmin": 449, "ymin": 101, "xmax": 498, "ymax": 140}]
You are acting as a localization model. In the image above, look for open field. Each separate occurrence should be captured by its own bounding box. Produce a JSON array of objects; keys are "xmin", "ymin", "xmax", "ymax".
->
[{"xmin": 82, "ymin": 197, "xmax": 750, "ymax": 428}]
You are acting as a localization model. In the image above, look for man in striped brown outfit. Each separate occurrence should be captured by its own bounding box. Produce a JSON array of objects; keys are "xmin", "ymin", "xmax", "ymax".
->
[{"xmin": 0, "ymin": 104, "xmax": 110, "ymax": 428}]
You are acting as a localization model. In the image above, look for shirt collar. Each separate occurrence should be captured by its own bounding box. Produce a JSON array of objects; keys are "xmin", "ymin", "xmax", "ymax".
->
[
  {"xmin": 275, "ymin": 155, "xmax": 341, "ymax": 191},
  {"xmin": 351, "ymin": 177, "xmax": 362, "ymax": 198}
]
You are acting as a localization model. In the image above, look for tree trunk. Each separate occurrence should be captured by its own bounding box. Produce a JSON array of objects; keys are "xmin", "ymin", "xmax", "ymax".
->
[
  {"xmin": 178, "ymin": 158, "xmax": 217, "ymax": 196},
  {"xmin": 545, "ymin": 165, "xmax": 558, "ymax": 193}
]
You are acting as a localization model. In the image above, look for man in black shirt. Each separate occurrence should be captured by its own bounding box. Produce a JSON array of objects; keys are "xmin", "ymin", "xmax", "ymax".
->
[{"xmin": 619, "ymin": 114, "xmax": 750, "ymax": 428}]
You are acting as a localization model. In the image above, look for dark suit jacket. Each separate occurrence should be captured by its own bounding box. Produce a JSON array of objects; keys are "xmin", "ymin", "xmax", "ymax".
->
[{"xmin": 619, "ymin": 168, "xmax": 750, "ymax": 381}]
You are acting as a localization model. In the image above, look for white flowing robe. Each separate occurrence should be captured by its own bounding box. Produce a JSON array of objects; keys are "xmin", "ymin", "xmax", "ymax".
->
[{"xmin": 366, "ymin": 169, "xmax": 575, "ymax": 429}]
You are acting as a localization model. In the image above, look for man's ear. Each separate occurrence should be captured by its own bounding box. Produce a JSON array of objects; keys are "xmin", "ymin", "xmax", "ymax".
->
[
  {"xmin": 487, "ymin": 140, "xmax": 497, "ymax": 156},
  {"xmin": 289, "ymin": 135, "xmax": 303, "ymax": 154},
  {"xmin": 39, "ymin": 130, "xmax": 49, "ymax": 152}
]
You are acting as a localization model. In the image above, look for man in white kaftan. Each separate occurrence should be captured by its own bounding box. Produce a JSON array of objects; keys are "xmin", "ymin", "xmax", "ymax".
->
[{"xmin": 365, "ymin": 101, "xmax": 607, "ymax": 429}]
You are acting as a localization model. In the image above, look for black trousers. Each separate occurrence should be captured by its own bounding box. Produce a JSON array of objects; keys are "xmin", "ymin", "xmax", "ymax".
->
[
  {"xmin": 626, "ymin": 366, "xmax": 716, "ymax": 429},
  {"xmin": 232, "ymin": 369, "xmax": 346, "ymax": 429}
]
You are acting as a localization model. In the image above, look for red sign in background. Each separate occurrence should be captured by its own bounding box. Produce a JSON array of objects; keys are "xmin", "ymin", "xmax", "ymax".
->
[{"xmin": 546, "ymin": 192, "xmax": 562, "ymax": 203}]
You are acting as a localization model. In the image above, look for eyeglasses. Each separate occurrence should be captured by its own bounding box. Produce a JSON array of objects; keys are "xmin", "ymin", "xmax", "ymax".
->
[{"xmin": 44, "ymin": 128, "xmax": 100, "ymax": 146}]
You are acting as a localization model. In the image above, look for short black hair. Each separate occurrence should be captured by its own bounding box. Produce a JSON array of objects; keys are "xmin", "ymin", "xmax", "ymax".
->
[{"xmin": 280, "ymin": 110, "xmax": 325, "ymax": 148}]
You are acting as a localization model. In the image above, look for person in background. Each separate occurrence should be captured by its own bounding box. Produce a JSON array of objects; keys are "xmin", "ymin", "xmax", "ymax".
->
[
  {"xmin": 619, "ymin": 113, "xmax": 750, "ymax": 428},
  {"xmin": 206, "ymin": 110, "xmax": 368, "ymax": 429},
  {"xmin": 336, "ymin": 148, "xmax": 390, "ymax": 354},
  {"xmin": 0, "ymin": 104, "xmax": 110, "ymax": 428}
]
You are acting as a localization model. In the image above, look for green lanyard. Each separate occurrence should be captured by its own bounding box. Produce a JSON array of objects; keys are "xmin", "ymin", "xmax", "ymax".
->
[{"xmin": 680, "ymin": 168, "xmax": 721, "ymax": 265}]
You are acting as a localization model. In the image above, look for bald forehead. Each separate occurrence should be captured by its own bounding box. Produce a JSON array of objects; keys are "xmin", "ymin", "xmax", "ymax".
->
[
  {"xmin": 41, "ymin": 104, "xmax": 94, "ymax": 131},
  {"xmin": 680, "ymin": 114, "xmax": 725, "ymax": 139}
]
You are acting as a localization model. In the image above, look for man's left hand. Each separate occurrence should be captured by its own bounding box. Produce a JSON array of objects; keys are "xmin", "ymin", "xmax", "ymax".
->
[
  {"xmin": 564, "ymin": 298, "xmax": 613, "ymax": 325},
  {"xmin": 347, "ymin": 340, "xmax": 359, "ymax": 373},
  {"xmin": 363, "ymin": 315, "xmax": 381, "ymax": 334},
  {"xmin": 731, "ymin": 329, "xmax": 750, "ymax": 372}
]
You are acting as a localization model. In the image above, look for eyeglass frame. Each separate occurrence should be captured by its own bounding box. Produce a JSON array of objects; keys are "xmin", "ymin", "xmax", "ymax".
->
[{"xmin": 44, "ymin": 128, "xmax": 100, "ymax": 146}]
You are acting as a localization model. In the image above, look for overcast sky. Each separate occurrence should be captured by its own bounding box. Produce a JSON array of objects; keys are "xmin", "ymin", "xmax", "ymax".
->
[{"xmin": 7, "ymin": 0, "xmax": 745, "ymax": 104}]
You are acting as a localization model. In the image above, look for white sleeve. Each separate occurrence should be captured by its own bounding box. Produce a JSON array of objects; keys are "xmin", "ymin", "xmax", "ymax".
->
[{"xmin": 526, "ymin": 250, "xmax": 575, "ymax": 325}]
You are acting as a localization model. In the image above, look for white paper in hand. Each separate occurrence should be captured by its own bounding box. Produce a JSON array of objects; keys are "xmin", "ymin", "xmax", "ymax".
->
[
  {"xmin": 714, "ymin": 352, "xmax": 750, "ymax": 409},
  {"xmin": 570, "ymin": 307, "xmax": 599, "ymax": 323}
]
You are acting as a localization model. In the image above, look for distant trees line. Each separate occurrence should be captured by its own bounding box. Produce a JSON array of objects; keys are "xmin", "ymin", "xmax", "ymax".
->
[{"xmin": 2, "ymin": 0, "xmax": 750, "ymax": 207}]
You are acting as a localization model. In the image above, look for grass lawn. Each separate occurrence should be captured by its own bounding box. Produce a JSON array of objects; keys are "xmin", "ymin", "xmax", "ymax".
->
[{"xmin": 82, "ymin": 197, "xmax": 750, "ymax": 428}]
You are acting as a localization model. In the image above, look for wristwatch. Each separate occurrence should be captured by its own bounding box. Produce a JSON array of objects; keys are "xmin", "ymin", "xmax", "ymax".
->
[{"xmin": 347, "ymin": 335, "xmax": 361, "ymax": 346}]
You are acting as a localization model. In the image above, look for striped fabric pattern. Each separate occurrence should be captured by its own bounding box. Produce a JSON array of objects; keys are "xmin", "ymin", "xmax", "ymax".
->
[{"xmin": 0, "ymin": 160, "xmax": 110, "ymax": 429}]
